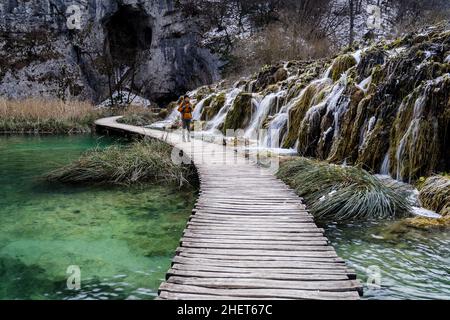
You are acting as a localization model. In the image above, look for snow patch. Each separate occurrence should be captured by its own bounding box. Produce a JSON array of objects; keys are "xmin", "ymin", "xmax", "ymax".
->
[{"xmin": 97, "ymin": 91, "xmax": 152, "ymax": 108}]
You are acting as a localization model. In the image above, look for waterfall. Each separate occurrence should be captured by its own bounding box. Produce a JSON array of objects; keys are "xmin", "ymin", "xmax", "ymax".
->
[
  {"xmin": 357, "ymin": 75, "xmax": 372, "ymax": 93},
  {"xmin": 263, "ymin": 113, "xmax": 288, "ymax": 148},
  {"xmin": 380, "ymin": 152, "xmax": 390, "ymax": 176},
  {"xmin": 206, "ymin": 88, "xmax": 242, "ymax": 131},
  {"xmin": 149, "ymin": 106, "xmax": 180, "ymax": 129},
  {"xmin": 245, "ymin": 91, "xmax": 284, "ymax": 139},
  {"xmin": 395, "ymin": 92, "xmax": 427, "ymax": 181},
  {"xmin": 352, "ymin": 49, "xmax": 363, "ymax": 65},
  {"xmin": 192, "ymin": 94, "xmax": 214, "ymax": 121}
]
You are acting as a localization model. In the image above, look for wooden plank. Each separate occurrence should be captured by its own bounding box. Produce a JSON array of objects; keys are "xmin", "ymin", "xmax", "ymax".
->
[
  {"xmin": 159, "ymin": 291, "xmax": 286, "ymax": 300},
  {"xmin": 186, "ymin": 225, "xmax": 323, "ymax": 233},
  {"xmin": 167, "ymin": 276, "xmax": 362, "ymax": 292},
  {"xmin": 177, "ymin": 252, "xmax": 345, "ymax": 263},
  {"xmin": 184, "ymin": 229, "xmax": 326, "ymax": 241},
  {"xmin": 181, "ymin": 237, "xmax": 328, "ymax": 246},
  {"xmin": 171, "ymin": 264, "xmax": 351, "ymax": 276},
  {"xmin": 167, "ymin": 269, "xmax": 351, "ymax": 281},
  {"xmin": 172, "ymin": 256, "xmax": 345, "ymax": 269},
  {"xmin": 189, "ymin": 215, "xmax": 313, "ymax": 223},
  {"xmin": 180, "ymin": 241, "xmax": 331, "ymax": 251},
  {"xmin": 159, "ymin": 283, "xmax": 359, "ymax": 300},
  {"xmin": 187, "ymin": 221, "xmax": 318, "ymax": 228},
  {"xmin": 159, "ymin": 284, "xmax": 360, "ymax": 300}
]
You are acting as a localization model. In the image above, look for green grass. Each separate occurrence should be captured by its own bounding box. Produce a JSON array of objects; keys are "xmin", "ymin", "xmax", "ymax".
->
[
  {"xmin": 277, "ymin": 158, "xmax": 412, "ymax": 221},
  {"xmin": 45, "ymin": 139, "xmax": 196, "ymax": 187}
]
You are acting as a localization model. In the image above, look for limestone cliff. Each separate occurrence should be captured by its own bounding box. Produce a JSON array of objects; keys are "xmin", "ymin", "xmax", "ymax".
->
[{"xmin": 0, "ymin": 0, "xmax": 221, "ymax": 104}]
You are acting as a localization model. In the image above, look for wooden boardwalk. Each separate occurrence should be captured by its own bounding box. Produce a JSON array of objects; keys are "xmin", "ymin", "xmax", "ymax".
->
[{"xmin": 95, "ymin": 117, "xmax": 362, "ymax": 300}]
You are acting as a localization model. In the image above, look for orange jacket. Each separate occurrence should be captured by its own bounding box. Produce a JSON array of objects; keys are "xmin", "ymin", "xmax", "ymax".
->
[{"xmin": 178, "ymin": 102, "xmax": 193, "ymax": 120}]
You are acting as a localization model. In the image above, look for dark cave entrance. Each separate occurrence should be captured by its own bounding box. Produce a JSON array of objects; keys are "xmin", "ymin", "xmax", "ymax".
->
[{"xmin": 104, "ymin": 6, "xmax": 153, "ymax": 66}]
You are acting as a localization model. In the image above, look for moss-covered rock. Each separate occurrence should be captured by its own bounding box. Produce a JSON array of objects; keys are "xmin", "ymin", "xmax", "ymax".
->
[
  {"xmin": 194, "ymin": 85, "xmax": 213, "ymax": 101},
  {"xmin": 223, "ymin": 92, "xmax": 254, "ymax": 132},
  {"xmin": 201, "ymin": 92, "xmax": 226, "ymax": 121},
  {"xmin": 390, "ymin": 75, "xmax": 450, "ymax": 181},
  {"xmin": 283, "ymin": 81, "xmax": 327, "ymax": 148},
  {"xmin": 330, "ymin": 54, "xmax": 357, "ymax": 82},
  {"xmin": 402, "ymin": 216, "xmax": 450, "ymax": 230}
]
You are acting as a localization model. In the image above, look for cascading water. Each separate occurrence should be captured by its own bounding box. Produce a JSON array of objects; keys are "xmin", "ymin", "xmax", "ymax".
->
[
  {"xmin": 395, "ymin": 91, "xmax": 428, "ymax": 181},
  {"xmin": 149, "ymin": 106, "xmax": 180, "ymax": 129},
  {"xmin": 357, "ymin": 75, "xmax": 372, "ymax": 93},
  {"xmin": 192, "ymin": 95, "xmax": 211, "ymax": 121},
  {"xmin": 380, "ymin": 152, "xmax": 390, "ymax": 176},
  {"xmin": 206, "ymin": 88, "xmax": 242, "ymax": 131},
  {"xmin": 245, "ymin": 91, "xmax": 284, "ymax": 139}
]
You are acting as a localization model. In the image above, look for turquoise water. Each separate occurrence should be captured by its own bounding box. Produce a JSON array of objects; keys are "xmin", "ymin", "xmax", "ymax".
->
[
  {"xmin": 0, "ymin": 135, "xmax": 195, "ymax": 300},
  {"xmin": 324, "ymin": 221, "xmax": 450, "ymax": 300}
]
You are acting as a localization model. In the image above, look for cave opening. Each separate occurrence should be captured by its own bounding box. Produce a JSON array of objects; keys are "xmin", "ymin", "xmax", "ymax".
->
[{"xmin": 104, "ymin": 6, "xmax": 153, "ymax": 66}]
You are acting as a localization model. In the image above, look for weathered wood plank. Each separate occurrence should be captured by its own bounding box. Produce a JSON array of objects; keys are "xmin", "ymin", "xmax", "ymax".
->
[
  {"xmin": 167, "ymin": 269, "xmax": 351, "ymax": 281},
  {"xmin": 181, "ymin": 237, "xmax": 328, "ymax": 246},
  {"xmin": 159, "ymin": 284, "xmax": 360, "ymax": 300},
  {"xmin": 171, "ymin": 264, "xmax": 351, "ymax": 275},
  {"xmin": 167, "ymin": 276, "xmax": 362, "ymax": 292},
  {"xmin": 172, "ymin": 256, "xmax": 346, "ymax": 269},
  {"xmin": 177, "ymin": 252, "xmax": 345, "ymax": 263},
  {"xmin": 180, "ymin": 241, "xmax": 330, "ymax": 251}
]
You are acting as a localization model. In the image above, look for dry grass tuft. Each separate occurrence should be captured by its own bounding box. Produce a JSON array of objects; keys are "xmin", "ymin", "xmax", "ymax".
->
[
  {"xmin": 0, "ymin": 99, "xmax": 154, "ymax": 134},
  {"xmin": 277, "ymin": 158, "xmax": 412, "ymax": 221},
  {"xmin": 44, "ymin": 139, "xmax": 196, "ymax": 187}
]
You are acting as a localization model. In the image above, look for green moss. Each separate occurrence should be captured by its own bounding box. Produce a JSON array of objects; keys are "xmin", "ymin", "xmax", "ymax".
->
[
  {"xmin": 223, "ymin": 92, "xmax": 253, "ymax": 132},
  {"xmin": 328, "ymin": 86, "xmax": 366, "ymax": 164},
  {"xmin": 283, "ymin": 83, "xmax": 320, "ymax": 148},
  {"xmin": 371, "ymin": 64, "xmax": 385, "ymax": 85},
  {"xmin": 403, "ymin": 216, "xmax": 450, "ymax": 230},
  {"xmin": 194, "ymin": 86, "xmax": 213, "ymax": 101},
  {"xmin": 389, "ymin": 75, "xmax": 450, "ymax": 181},
  {"xmin": 330, "ymin": 54, "xmax": 357, "ymax": 82},
  {"xmin": 202, "ymin": 92, "xmax": 226, "ymax": 121}
]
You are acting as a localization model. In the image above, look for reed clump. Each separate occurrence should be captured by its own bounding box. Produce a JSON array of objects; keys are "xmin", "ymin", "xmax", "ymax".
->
[
  {"xmin": 277, "ymin": 158, "xmax": 411, "ymax": 221},
  {"xmin": 0, "ymin": 99, "xmax": 154, "ymax": 134},
  {"xmin": 45, "ymin": 139, "xmax": 195, "ymax": 187},
  {"xmin": 418, "ymin": 175, "xmax": 450, "ymax": 216}
]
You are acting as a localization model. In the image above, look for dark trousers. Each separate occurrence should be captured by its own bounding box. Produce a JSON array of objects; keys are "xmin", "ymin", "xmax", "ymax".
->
[{"xmin": 182, "ymin": 119, "xmax": 192, "ymax": 131}]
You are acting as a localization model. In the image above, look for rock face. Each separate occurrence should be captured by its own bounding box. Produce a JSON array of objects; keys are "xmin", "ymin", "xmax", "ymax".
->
[{"xmin": 0, "ymin": 0, "xmax": 221, "ymax": 104}]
